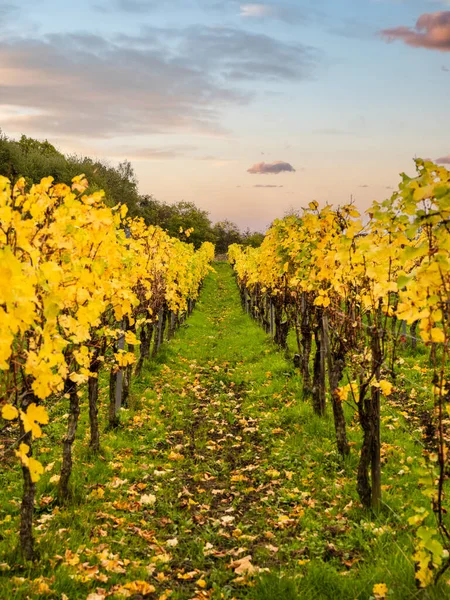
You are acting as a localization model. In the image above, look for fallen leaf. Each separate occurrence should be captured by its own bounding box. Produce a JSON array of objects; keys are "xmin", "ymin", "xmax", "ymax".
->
[
  {"xmin": 221, "ymin": 515, "xmax": 235, "ymax": 525},
  {"xmin": 167, "ymin": 451, "xmax": 184, "ymax": 461},
  {"xmin": 166, "ymin": 537, "xmax": 178, "ymax": 547},
  {"xmin": 265, "ymin": 469, "xmax": 280, "ymax": 479},
  {"xmin": 117, "ymin": 580, "xmax": 156, "ymax": 596},
  {"xmin": 140, "ymin": 494, "xmax": 156, "ymax": 505},
  {"xmin": 229, "ymin": 555, "xmax": 256, "ymax": 575}
]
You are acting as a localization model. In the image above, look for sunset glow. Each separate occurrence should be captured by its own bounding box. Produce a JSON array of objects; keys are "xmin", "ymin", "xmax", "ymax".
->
[{"xmin": 1, "ymin": 0, "xmax": 449, "ymax": 229}]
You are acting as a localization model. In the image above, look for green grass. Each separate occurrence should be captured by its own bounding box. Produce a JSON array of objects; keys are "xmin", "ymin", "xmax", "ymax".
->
[{"xmin": 0, "ymin": 262, "xmax": 449, "ymax": 599}]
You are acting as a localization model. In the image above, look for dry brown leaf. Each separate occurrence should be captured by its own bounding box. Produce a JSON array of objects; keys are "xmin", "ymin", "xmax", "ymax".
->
[{"xmin": 229, "ymin": 555, "xmax": 256, "ymax": 575}]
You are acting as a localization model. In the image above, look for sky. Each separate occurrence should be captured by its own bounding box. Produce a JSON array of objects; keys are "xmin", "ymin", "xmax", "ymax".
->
[{"xmin": 1, "ymin": 0, "xmax": 450, "ymax": 231}]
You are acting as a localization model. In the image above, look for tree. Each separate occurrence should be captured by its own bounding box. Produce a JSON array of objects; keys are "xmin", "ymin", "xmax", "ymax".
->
[
  {"xmin": 242, "ymin": 229, "xmax": 264, "ymax": 248},
  {"xmin": 213, "ymin": 220, "xmax": 242, "ymax": 254},
  {"xmin": 164, "ymin": 201, "xmax": 215, "ymax": 249},
  {"xmin": 137, "ymin": 195, "xmax": 176, "ymax": 228},
  {"xmin": 18, "ymin": 134, "xmax": 61, "ymax": 157}
]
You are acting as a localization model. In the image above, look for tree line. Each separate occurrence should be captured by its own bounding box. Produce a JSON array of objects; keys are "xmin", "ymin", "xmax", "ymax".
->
[{"xmin": 0, "ymin": 131, "xmax": 264, "ymax": 252}]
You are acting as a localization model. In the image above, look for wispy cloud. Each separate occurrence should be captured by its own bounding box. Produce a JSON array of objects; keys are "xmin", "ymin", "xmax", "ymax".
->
[
  {"xmin": 253, "ymin": 184, "xmax": 284, "ymax": 187},
  {"xmin": 107, "ymin": 145, "xmax": 196, "ymax": 160},
  {"xmin": 0, "ymin": 27, "xmax": 317, "ymax": 141},
  {"xmin": 239, "ymin": 2, "xmax": 306, "ymax": 24},
  {"xmin": 247, "ymin": 161, "xmax": 296, "ymax": 174},
  {"xmin": 381, "ymin": 11, "xmax": 450, "ymax": 51},
  {"xmin": 95, "ymin": 0, "xmax": 232, "ymax": 13},
  {"xmin": 173, "ymin": 26, "xmax": 317, "ymax": 81},
  {"xmin": 0, "ymin": 34, "xmax": 239, "ymax": 139},
  {"xmin": 0, "ymin": 1, "xmax": 18, "ymax": 20},
  {"xmin": 240, "ymin": 3, "xmax": 273, "ymax": 18}
]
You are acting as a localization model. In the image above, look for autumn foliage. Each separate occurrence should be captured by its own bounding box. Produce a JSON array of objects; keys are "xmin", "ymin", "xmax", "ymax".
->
[
  {"xmin": 229, "ymin": 159, "xmax": 450, "ymax": 586},
  {"xmin": 0, "ymin": 174, "xmax": 214, "ymax": 560}
]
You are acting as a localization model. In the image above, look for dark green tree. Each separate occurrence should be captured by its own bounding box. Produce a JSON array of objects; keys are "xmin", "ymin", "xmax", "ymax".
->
[
  {"xmin": 164, "ymin": 201, "xmax": 215, "ymax": 249},
  {"xmin": 213, "ymin": 220, "xmax": 242, "ymax": 254},
  {"xmin": 242, "ymin": 229, "xmax": 265, "ymax": 248}
]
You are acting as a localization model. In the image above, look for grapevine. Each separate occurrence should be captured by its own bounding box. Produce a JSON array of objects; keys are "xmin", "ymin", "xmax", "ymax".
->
[
  {"xmin": 229, "ymin": 159, "xmax": 450, "ymax": 586},
  {"xmin": 0, "ymin": 174, "xmax": 214, "ymax": 559}
]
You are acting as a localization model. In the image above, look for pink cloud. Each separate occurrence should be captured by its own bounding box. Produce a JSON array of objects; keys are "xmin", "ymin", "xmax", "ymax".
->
[
  {"xmin": 436, "ymin": 154, "xmax": 450, "ymax": 164},
  {"xmin": 247, "ymin": 160, "xmax": 295, "ymax": 174},
  {"xmin": 381, "ymin": 11, "xmax": 450, "ymax": 51}
]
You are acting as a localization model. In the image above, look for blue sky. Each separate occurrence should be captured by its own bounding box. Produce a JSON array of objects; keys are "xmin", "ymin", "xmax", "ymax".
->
[{"xmin": 1, "ymin": 0, "xmax": 449, "ymax": 230}]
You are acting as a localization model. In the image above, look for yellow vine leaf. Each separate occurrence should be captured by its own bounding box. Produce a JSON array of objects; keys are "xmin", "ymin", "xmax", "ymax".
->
[
  {"xmin": 15, "ymin": 442, "xmax": 30, "ymax": 463},
  {"xmin": 20, "ymin": 403, "xmax": 49, "ymax": 439},
  {"xmin": 124, "ymin": 331, "xmax": 140, "ymax": 345},
  {"xmin": 413, "ymin": 548, "xmax": 434, "ymax": 587},
  {"xmin": 14, "ymin": 443, "xmax": 44, "ymax": 482},
  {"xmin": 378, "ymin": 380, "xmax": 394, "ymax": 397},
  {"xmin": 114, "ymin": 351, "xmax": 136, "ymax": 367},
  {"xmin": 430, "ymin": 328, "xmax": 445, "ymax": 343},
  {"xmin": 69, "ymin": 371, "xmax": 89, "ymax": 385},
  {"xmin": 373, "ymin": 583, "xmax": 388, "ymax": 599},
  {"xmin": 28, "ymin": 457, "xmax": 45, "ymax": 483},
  {"xmin": 1, "ymin": 404, "xmax": 19, "ymax": 420},
  {"xmin": 71, "ymin": 174, "xmax": 88, "ymax": 193},
  {"xmin": 120, "ymin": 204, "xmax": 128, "ymax": 219}
]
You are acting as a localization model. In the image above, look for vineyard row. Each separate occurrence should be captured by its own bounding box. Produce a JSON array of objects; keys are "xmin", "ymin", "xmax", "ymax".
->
[
  {"xmin": 228, "ymin": 158, "xmax": 450, "ymax": 587},
  {"xmin": 0, "ymin": 174, "xmax": 215, "ymax": 560}
]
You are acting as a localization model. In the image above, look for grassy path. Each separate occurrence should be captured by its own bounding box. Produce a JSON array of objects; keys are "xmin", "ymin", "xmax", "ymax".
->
[{"xmin": 2, "ymin": 263, "xmax": 449, "ymax": 599}]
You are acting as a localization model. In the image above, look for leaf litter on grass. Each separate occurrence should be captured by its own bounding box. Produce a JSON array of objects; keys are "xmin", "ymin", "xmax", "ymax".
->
[{"xmin": 1, "ymin": 263, "xmax": 450, "ymax": 599}]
